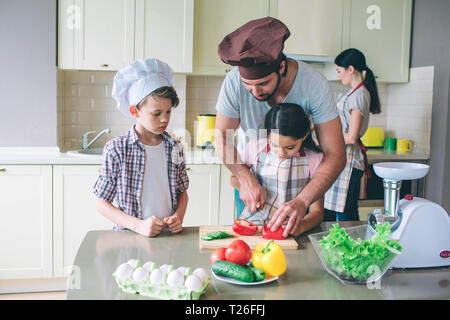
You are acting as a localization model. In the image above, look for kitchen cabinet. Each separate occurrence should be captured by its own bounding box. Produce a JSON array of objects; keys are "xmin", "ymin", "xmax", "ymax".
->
[
  {"xmin": 183, "ymin": 164, "xmax": 220, "ymax": 226},
  {"xmin": 58, "ymin": 0, "xmax": 135, "ymax": 71},
  {"xmin": 342, "ymin": 0, "xmax": 412, "ymax": 82},
  {"xmin": 274, "ymin": 0, "xmax": 412, "ymax": 82},
  {"xmin": 135, "ymin": 0, "xmax": 194, "ymax": 73},
  {"xmin": 277, "ymin": 0, "xmax": 344, "ymax": 57},
  {"xmin": 0, "ymin": 165, "xmax": 53, "ymax": 279},
  {"xmin": 53, "ymin": 165, "xmax": 114, "ymax": 277},
  {"xmin": 192, "ymin": 0, "xmax": 271, "ymax": 75},
  {"xmin": 58, "ymin": 0, "xmax": 194, "ymax": 72},
  {"xmin": 218, "ymin": 165, "xmax": 236, "ymax": 225}
]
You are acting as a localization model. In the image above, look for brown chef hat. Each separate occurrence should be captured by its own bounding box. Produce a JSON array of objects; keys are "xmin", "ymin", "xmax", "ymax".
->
[{"xmin": 218, "ymin": 17, "xmax": 290, "ymax": 80}]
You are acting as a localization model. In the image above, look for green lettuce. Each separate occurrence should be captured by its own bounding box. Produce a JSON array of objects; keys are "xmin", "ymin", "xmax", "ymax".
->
[{"xmin": 318, "ymin": 223, "xmax": 402, "ymax": 280}]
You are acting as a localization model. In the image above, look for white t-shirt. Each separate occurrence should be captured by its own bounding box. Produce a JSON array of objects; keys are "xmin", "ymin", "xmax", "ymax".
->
[{"xmin": 141, "ymin": 141, "xmax": 172, "ymax": 220}]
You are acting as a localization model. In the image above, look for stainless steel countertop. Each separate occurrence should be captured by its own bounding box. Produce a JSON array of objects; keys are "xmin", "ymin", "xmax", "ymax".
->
[{"xmin": 66, "ymin": 221, "xmax": 449, "ymax": 300}]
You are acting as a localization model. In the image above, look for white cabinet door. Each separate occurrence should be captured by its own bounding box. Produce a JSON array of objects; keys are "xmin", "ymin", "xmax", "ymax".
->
[
  {"xmin": 183, "ymin": 164, "xmax": 220, "ymax": 226},
  {"xmin": 192, "ymin": 0, "xmax": 270, "ymax": 75},
  {"xmin": 0, "ymin": 165, "xmax": 52, "ymax": 279},
  {"xmin": 58, "ymin": 0, "xmax": 135, "ymax": 70},
  {"xmin": 135, "ymin": 0, "xmax": 194, "ymax": 73},
  {"xmin": 53, "ymin": 165, "xmax": 114, "ymax": 277},
  {"xmin": 344, "ymin": 0, "xmax": 412, "ymax": 82},
  {"xmin": 277, "ymin": 0, "xmax": 344, "ymax": 57},
  {"xmin": 219, "ymin": 165, "xmax": 235, "ymax": 225}
]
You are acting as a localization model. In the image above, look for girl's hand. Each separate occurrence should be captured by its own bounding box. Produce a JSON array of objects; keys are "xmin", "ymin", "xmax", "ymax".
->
[
  {"xmin": 163, "ymin": 215, "xmax": 183, "ymax": 233},
  {"xmin": 136, "ymin": 216, "xmax": 165, "ymax": 237},
  {"xmin": 267, "ymin": 198, "xmax": 308, "ymax": 238}
]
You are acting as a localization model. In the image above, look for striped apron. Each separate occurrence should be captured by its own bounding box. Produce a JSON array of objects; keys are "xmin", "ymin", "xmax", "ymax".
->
[
  {"xmin": 324, "ymin": 81, "xmax": 370, "ymax": 213},
  {"xmin": 240, "ymin": 144, "xmax": 310, "ymax": 225}
]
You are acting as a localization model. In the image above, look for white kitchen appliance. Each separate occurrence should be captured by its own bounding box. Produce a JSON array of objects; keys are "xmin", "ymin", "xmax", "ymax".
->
[{"xmin": 367, "ymin": 162, "xmax": 450, "ymax": 269}]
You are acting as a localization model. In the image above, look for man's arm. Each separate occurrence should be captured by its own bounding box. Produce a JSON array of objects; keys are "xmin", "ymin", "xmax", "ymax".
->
[
  {"xmin": 268, "ymin": 117, "xmax": 346, "ymax": 235},
  {"xmin": 298, "ymin": 116, "xmax": 346, "ymax": 205},
  {"xmin": 214, "ymin": 112, "xmax": 265, "ymax": 213}
]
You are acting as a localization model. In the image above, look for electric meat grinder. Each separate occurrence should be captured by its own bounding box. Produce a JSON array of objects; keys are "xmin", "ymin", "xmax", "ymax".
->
[{"xmin": 367, "ymin": 162, "xmax": 450, "ymax": 269}]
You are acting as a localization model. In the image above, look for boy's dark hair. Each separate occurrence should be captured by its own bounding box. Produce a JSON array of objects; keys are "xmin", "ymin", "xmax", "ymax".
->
[
  {"xmin": 264, "ymin": 103, "xmax": 322, "ymax": 153},
  {"xmin": 137, "ymin": 86, "xmax": 179, "ymax": 109},
  {"xmin": 335, "ymin": 48, "xmax": 381, "ymax": 114}
]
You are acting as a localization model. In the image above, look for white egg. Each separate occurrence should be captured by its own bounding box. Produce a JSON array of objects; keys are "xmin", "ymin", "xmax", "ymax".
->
[
  {"xmin": 184, "ymin": 274, "xmax": 203, "ymax": 292},
  {"xmin": 132, "ymin": 267, "xmax": 149, "ymax": 281},
  {"xmin": 127, "ymin": 259, "xmax": 141, "ymax": 269},
  {"xmin": 114, "ymin": 263, "xmax": 133, "ymax": 279},
  {"xmin": 159, "ymin": 264, "xmax": 169, "ymax": 274},
  {"xmin": 176, "ymin": 266, "xmax": 186, "ymax": 275},
  {"xmin": 142, "ymin": 261, "xmax": 156, "ymax": 272},
  {"xmin": 193, "ymin": 268, "xmax": 209, "ymax": 282},
  {"xmin": 149, "ymin": 268, "xmax": 166, "ymax": 284},
  {"xmin": 166, "ymin": 270, "xmax": 185, "ymax": 287}
]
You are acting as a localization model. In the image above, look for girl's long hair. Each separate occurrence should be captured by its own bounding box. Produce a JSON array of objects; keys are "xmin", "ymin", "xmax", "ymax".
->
[
  {"xmin": 335, "ymin": 48, "xmax": 381, "ymax": 114},
  {"xmin": 264, "ymin": 103, "xmax": 322, "ymax": 153}
]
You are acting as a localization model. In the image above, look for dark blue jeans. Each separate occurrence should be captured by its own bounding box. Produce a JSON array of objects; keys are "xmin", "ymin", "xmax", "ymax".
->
[{"xmin": 324, "ymin": 168, "xmax": 364, "ymax": 221}]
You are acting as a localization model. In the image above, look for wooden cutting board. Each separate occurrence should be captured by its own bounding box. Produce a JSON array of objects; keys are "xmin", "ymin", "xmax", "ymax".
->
[{"xmin": 199, "ymin": 225, "xmax": 299, "ymax": 250}]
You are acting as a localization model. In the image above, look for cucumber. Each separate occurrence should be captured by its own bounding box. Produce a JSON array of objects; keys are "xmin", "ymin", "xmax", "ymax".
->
[
  {"xmin": 211, "ymin": 261, "xmax": 254, "ymax": 283},
  {"xmin": 249, "ymin": 266, "xmax": 266, "ymax": 282},
  {"xmin": 201, "ymin": 231, "xmax": 234, "ymax": 241}
]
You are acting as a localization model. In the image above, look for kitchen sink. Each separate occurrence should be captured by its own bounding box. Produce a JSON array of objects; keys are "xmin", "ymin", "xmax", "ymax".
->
[{"xmin": 67, "ymin": 148, "xmax": 103, "ymax": 157}]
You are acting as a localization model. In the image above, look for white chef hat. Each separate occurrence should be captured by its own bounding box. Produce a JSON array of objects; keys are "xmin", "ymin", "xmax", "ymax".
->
[{"xmin": 112, "ymin": 58, "xmax": 174, "ymax": 118}]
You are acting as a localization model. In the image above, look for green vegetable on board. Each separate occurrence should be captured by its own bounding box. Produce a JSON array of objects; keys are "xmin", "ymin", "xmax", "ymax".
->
[
  {"xmin": 318, "ymin": 222, "xmax": 402, "ymax": 280},
  {"xmin": 201, "ymin": 231, "xmax": 234, "ymax": 241}
]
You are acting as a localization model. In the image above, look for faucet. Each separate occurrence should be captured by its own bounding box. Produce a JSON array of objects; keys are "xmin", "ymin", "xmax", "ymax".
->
[{"xmin": 82, "ymin": 129, "xmax": 111, "ymax": 149}]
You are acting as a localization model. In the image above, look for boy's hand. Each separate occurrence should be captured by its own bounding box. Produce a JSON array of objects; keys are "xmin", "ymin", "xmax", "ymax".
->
[
  {"xmin": 136, "ymin": 216, "xmax": 165, "ymax": 237},
  {"xmin": 163, "ymin": 215, "xmax": 183, "ymax": 234}
]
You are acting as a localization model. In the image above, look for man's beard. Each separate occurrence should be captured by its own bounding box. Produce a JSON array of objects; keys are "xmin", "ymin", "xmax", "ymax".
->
[{"xmin": 252, "ymin": 72, "xmax": 282, "ymax": 102}]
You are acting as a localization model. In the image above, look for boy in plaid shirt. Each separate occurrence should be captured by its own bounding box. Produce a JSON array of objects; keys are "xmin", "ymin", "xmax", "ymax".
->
[{"xmin": 93, "ymin": 59, "xmax": 189, "ymax": 237}]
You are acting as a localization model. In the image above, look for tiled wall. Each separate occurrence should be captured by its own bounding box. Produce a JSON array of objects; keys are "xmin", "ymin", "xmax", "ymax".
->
[
  {"xmin": 385, "ymin": 66, "xmax": 434, "ymax": 152},
  {"xmin": 185, "ymin": 73, "xmax": 389, "ymax": 137},
  {"xmin": 57, "ymin": 71, "xmax": 186, "ymax": 151},
  {"xmin": 57, "ymin": 65, "xmax": 432, "ymax": 153}
]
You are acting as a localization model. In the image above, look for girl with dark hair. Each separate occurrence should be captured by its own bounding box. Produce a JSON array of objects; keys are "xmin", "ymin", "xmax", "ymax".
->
[
  {"xmin": 324, "ymin": 48, "xmax": 381, "ymax": 221},
  {"xmin": 231, "ymin": 103, "xmax": 324, "ymax": 236}
]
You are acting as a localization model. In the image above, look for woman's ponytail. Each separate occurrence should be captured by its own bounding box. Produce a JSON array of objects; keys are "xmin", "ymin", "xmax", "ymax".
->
[
  {"xmin": 363, "ymin": 66, "xmax": 381, "ymax": 114},
  {"xmin": 335, "ymin": 48, "xmax": 381, "ymax": 114}
]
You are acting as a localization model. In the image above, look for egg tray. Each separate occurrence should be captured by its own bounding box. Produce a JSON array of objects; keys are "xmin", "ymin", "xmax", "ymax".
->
[{"xmin": 114, "ymin": 276, "xmax": 210, "ymax": 300}]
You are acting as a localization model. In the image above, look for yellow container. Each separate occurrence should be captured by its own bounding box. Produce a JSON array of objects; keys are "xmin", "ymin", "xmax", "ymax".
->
[
  {"xmin": 196, "ymin": 114, "xmax": 216, "ymax": 148},
  {"xmin": 397, "ymin": 139, "xmax": 413, "ymax": 152},
  {"xmin": 361, "ymin": 127, "xmax": 385, "ymax": 147}
]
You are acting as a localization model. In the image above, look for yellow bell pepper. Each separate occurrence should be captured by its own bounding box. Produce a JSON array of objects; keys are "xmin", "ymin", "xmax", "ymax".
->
[{"xmin": 252, "ymin": 239, "xmax": 286, "ymax": 277}]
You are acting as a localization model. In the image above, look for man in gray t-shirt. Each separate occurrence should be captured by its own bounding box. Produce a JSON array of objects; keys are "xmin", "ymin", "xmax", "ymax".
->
[{"xmin": 214, "ymin": 17, "xmax": 346, "ymax": 237}]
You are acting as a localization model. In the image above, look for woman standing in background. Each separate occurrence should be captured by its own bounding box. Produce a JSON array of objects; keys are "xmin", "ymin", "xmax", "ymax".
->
[{"xmin": 324, "ymin": 48, "xmax": 381, "ymax": 221}]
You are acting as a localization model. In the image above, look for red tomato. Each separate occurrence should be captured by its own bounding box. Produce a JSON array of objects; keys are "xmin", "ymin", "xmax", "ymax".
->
[
  {"xmin": 225, "ymin": 239, "xmax": 252, "ymax": 266},
  {"xmin": 210, "ymin": 247, "xmax": 227, "ymax": 264}
]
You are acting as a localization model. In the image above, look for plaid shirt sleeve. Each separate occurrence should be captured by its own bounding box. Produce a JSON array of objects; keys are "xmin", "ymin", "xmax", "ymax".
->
[
  {"xmin": 93, "ymin": 141, "xmax": 120, "ymax": 202},
  {"xmin": 175, "ymin": 144, "xmax": 189, "ymax": 194}
]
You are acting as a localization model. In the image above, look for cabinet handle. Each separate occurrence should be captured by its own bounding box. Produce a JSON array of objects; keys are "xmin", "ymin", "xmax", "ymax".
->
[
  {"xmin": 100, "ymin": 64, "xmax": 109, "ymax": 68},
  {"xmin": 186, "ymin": 168, "xmax": 191, "ymax": 171}
]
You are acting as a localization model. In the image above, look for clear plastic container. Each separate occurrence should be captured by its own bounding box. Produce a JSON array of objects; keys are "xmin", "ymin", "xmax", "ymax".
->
[{"xmin": 308, "ymin": 225, "xmax": 400, "ymax": 285}]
